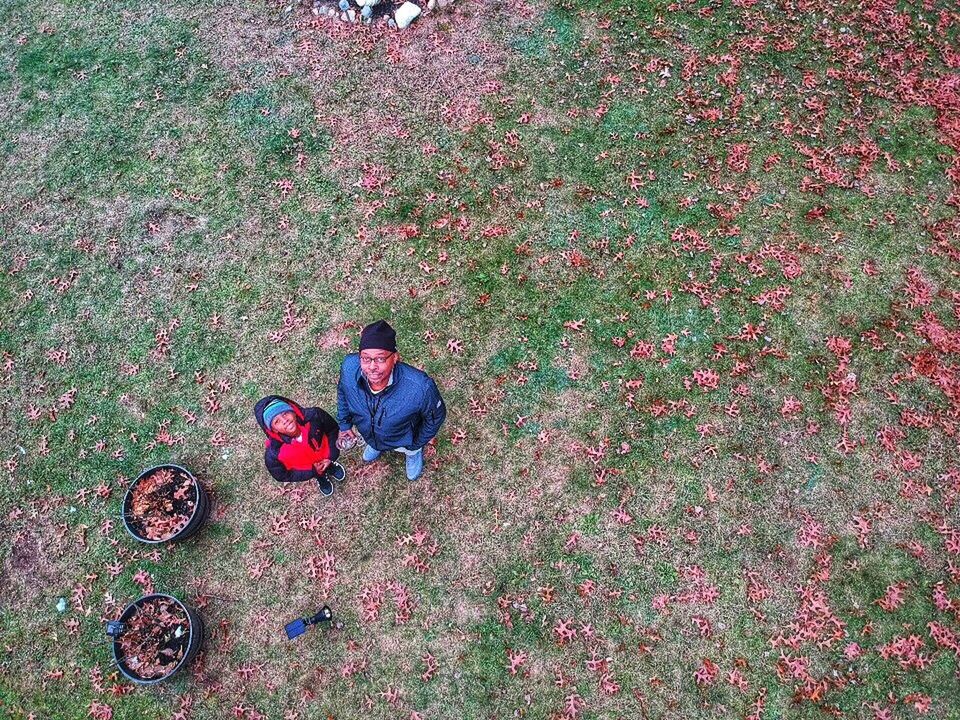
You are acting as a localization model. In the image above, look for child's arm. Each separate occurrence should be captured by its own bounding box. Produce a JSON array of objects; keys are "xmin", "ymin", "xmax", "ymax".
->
[{"xmin": 303, "ymin": 408, "xmax": 339, "ymax": 452}]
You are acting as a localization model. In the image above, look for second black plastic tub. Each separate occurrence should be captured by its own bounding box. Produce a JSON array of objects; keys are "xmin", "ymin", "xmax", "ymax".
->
[{"xmin": 106, "ymin": 593, "xmax": 204, "ymax": 684}]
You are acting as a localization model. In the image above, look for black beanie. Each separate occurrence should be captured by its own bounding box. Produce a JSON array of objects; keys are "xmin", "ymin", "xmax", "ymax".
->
[{"xmin": 359, "ymin": 320, "xmax": 397, "ymax": 353}]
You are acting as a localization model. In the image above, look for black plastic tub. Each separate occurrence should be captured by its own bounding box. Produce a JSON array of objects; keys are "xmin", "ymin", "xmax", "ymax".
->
[
  {"xmin": 122, "ymin": 464, "xmax": 210, "ymax": 544},
  {"xmin": 106, "ymin": 593, "xmax": 204, "ymax": 685}
]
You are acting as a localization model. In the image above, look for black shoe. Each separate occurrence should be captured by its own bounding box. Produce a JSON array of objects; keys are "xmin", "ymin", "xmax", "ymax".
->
[
  {"xmin": 316, "ymin": 475, "xmax": 334, "ymax": 497},
  {"xmin": 327, "ymin": 462, "xmax": 346, "ymax": 482}
]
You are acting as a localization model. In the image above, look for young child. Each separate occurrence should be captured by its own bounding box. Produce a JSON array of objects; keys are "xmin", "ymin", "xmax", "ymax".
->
[{"xmin": 254, "ymin": 395, "xmax": 346, "ymax": 497}]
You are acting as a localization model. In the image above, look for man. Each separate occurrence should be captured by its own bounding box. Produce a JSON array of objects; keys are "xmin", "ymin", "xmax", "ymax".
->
[
  {"xmin": 254, "ymin": 395, "xmax": 346, "ymax": 496},
  {"xmin": 336, "ymin": 320, "xmax": 446, "ymax": 481}
]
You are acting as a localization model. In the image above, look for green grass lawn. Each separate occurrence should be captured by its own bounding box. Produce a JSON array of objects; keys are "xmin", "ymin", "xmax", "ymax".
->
[{"xmin": 2, "ymin": 0, "xmax": 959, "ymax": 718}]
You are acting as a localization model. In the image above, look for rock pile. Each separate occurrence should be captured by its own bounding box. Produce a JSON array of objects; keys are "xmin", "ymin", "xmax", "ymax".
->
[{"xmin": 311, "ymin": 0, "xmax": 456, "ymax": 29}]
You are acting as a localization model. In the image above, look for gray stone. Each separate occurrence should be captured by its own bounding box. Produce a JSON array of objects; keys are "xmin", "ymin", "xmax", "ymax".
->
[{"xmin": 394, "ymin": 1, "xmax": 421, "ymax": 29}]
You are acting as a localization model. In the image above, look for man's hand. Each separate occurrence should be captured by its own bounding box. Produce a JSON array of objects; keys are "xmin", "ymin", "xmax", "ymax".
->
[
  {"xmin": 336, "ymin": 429, "xmax": 356, "ymax": 449},
  {"xmin": 313, "ymin": 459, "xmax": 331, "ymax": 474}
]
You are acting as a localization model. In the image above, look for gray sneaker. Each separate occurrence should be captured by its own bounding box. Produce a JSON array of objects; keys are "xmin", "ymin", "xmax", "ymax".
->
[{"xmin": 405, "ymin": 449, "xmax": 424, "ymax": 481}]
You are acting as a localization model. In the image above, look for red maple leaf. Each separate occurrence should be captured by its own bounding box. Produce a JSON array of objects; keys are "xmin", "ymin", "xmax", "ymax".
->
[
  {"xmin": 553, "ymin": 618, "xmax": 577, "ymax": 646},
  {"xmin": 692, "ymin": 368, "xmax": 720, "ymax": 391},
  {"xmin": 505, "ymin": 648, "xmax": 528, "ymax": 676},
  {"xmin": 875, "ymin": 582, "xmax": 909, "ymax": 612},
  {"xmin": 694, "ymin": 658, "xmax": 719, "ymax": 685}
]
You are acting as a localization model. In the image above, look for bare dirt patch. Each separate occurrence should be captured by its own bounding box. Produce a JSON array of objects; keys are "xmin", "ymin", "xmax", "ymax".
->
[{"xmin": 0, "ymin": 527, "xmax": 63, "ymax": 608}]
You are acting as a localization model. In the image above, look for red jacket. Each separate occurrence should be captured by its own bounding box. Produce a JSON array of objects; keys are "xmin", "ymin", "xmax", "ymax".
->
[{"xmin": 254, "ymin": 395, "xmax": 339, "ymax": 483}]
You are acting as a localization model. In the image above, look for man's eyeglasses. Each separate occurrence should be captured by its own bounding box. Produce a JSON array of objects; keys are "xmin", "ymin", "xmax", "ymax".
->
[{"xmin": 360, "ymin": 355, "xmax": 394, "ymax": 367}]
